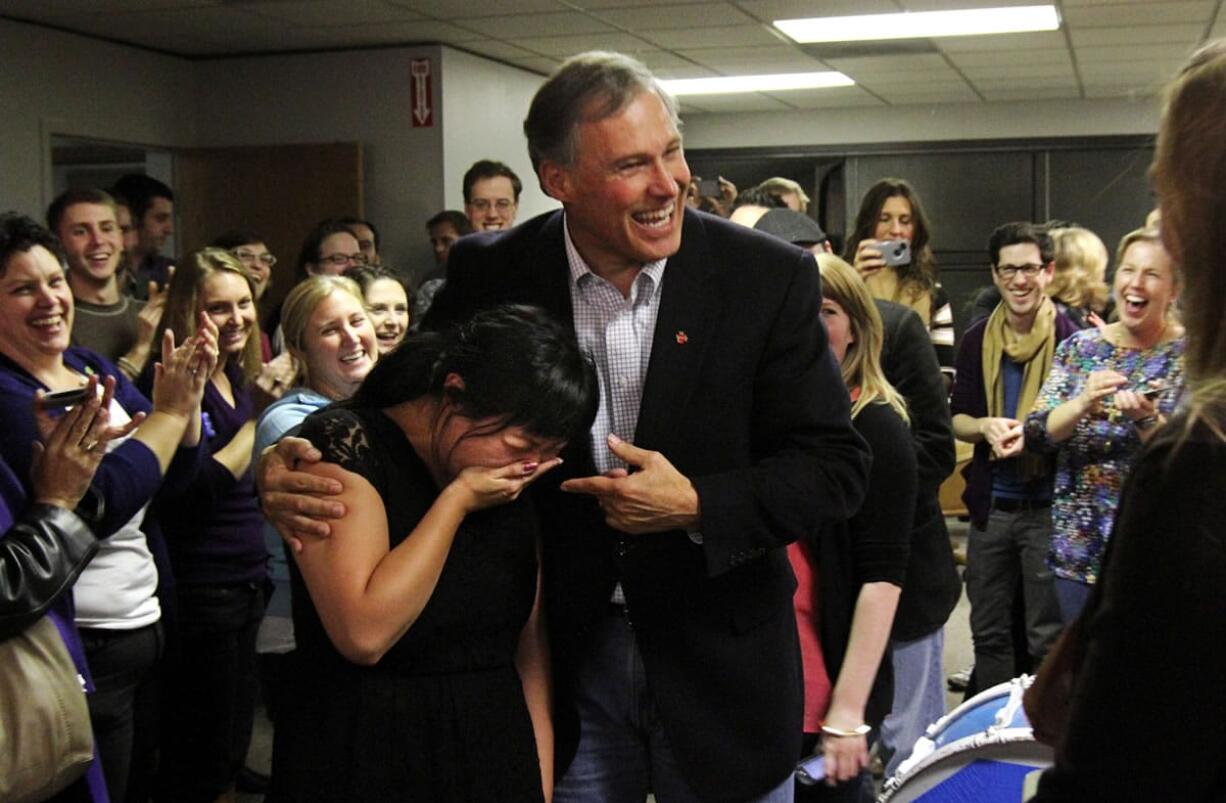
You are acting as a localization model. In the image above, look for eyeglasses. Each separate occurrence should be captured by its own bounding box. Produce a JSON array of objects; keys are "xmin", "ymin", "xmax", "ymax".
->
[
  {"xmin": 994, "ymin": 263, "xmax": 1045, "ymax": 280},
  {"xmin": 468, "ymin": 199, "xmax": 515, "ymax": 212},
  {"xmin": 232, "ymin": 249, "xmax": 277, "ymax": 267},
  {"xmin": 318, "ymin": 252, "xmax": 367, "ymax": 267}
]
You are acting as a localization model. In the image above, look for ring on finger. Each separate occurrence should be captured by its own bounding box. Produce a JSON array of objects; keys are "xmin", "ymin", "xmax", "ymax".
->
[{"xmin": 82, "ymin": 439, "xmax": 99, "ymax": 452}]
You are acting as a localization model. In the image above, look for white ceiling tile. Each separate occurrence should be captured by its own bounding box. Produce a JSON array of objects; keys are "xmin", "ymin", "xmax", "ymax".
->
[
  {"xmin": 594, "ymin": 3, "xmax": 755, "ymax": 30},
  {"xmin": 504, "ymin": 55, "xmax": 563, "ymax": 73},
  {"xmin": 949, "ymin": 49, "xmax": 1072, "ymax": 69},
  {"xmin": 244, "ymin": 1, "xmax": 423, "ymax": 27},
  {"xmin": 461, "ymin": 11, "xmax": 615, "ymax": 38},
  {"xmin": 653, "ymin": 63, "xmax": 721, "ymax": 79},
  {"xmin": 779, "ymin": 87, "xmax": 886, "ymax": 108},
  {"xmin": 841, "ymin": 69, "xmax": 965, "ymax": 85},
  {"xmin": 934, "ymin": 31, "xmax": 1068, "ymax": 52},
  {"xmin": 1074, "ymin": 43, "xmax": 1196, "ymax": 63},
  {"xmin": 509, "ymin": 31, "xmax": 657, "ymax": 56},
  {"xmin": 639, "ymin": 23, "xmax": 782, "ymax": 49},
  {"xmin": 574, "ymin": 0, "xmax": 707, "ymax": 8},
  {"xmin": 321, "ymin": 19, "xmax": 486, "ymax": 45},
  {"xmin": 1061, "ymin": 1, "xmax": 1213, "ymax": 27},
  {"xmin": 824, "ymin": 54, "xmax": 951, "ymax": 74},
  {"xmin": 1070, "ymin": 23, "xmax": 1204, "ymax": 46},
  {"xmin": 970, "ymin": 76, "xmax": 1080, "ymax": 89},
  {"xmin": 672, "ymin": 92, "xmax": 794, "ymax": 111},
  {"xmin": 1062, "ymin": 0, "xmax": 1201, "ymax": 5},
  {"xmin": 1078, "ymin": 58, "xmax": 1187, "ymax": 74},
  {"xmin": 880, "ymin": 87, "xmax": 983, "ymax": 103},
  {"xmin": 678, "ymin": 44, "xmax": 818, "ymax": 68},
  {"xmin": 958, "ymin": 61, "xmax": 1078, "ymax": 79},
  {"xmin": 53, "ymin": 6, "xmax": 283, "ymax": 47},
  {"xmin": 980, "ymin": 86, "xmax": 1084, "ymax": 100},
  {"xmin": 455, "ymin": 40, "xmax": 541, "ymax": 60},
  {"xmin": 387, "ymin": 0, "xmax": 567, "ymax": 18},
  {"xmin": 899, "ymin": 0, "xmax": 1040, "ymax": 9},
  {"xmin": 859, "ymin": 78, "xmax": 974, "ymax": 93},
  {"xmin": 631, "ymin": 50, "xmax": 705, "ymax": 69},
  {"xmin": 736, "ymin": 0, "xmax": 902, "ymax": 23},
  {"xmin": 1083, "ymin": 84, "xmax": 1163, "ymax": 98},
  {"xmin": 0, "ymin": 0, "xmax": 205, "ymax": 15}
]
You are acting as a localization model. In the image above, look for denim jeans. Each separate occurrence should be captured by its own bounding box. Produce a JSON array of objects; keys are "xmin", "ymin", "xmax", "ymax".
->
[
  {"xmin": 878, "ymin": 628, "xmax": 946, "ymax": 779},
  {"xmin": 155, "ymin": 581, "xmax": 265, "ymax": 803},
  {"xmin": 1053, "ymin": 576, "xmax": 1093, "ymax": 624},
  {"xmin": 965, "ymin": 506, "xmax": 1063, "ymax": 690},
  {"xmin": 553, "ymin": 613, "xmax": 794, "ymax": 803},
  {"xmin": 78, "ymin": 620, "xmax": 164, "ymax": 803}
]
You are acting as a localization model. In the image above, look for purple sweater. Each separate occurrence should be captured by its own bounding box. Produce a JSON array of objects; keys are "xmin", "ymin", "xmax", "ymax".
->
[
  {"xmin": 950, "ymin": 313, "xmax": 1080, "ymax": 530},
  {"xmin": 145, "ymin": 361, "xmax": 267, "ymax": 586}
]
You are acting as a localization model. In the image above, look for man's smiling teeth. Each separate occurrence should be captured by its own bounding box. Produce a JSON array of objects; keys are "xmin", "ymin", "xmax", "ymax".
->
[
  {"xmin": 633, "ymin": 202, "xmax": 674, "ymax": 228},
  {"xmin": 31, "ymin": 315, "xmax": 63, "ymax": 328}
]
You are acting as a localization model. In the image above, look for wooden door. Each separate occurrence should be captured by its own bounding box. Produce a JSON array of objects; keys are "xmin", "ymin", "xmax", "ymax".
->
[{"xmin": 175, "ymin": 142, "xmax": 363, "ymax": 318}]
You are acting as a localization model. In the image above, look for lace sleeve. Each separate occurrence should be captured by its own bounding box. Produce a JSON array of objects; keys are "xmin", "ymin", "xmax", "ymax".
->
[{"xmin": 298, "ymin": 408, "xmax": 377, "ymax": 480}]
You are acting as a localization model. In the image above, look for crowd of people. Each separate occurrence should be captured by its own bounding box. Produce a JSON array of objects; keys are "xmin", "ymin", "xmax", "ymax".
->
[{"xmin": 1, "ymin": 41, "xmax": 1222, "ymax": 803}]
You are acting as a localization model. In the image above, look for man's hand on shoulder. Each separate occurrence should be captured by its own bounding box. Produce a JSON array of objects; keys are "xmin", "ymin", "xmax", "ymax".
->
[{"xmin": 257, "ymin": 437, "xmax": 346, "ymax": 551}]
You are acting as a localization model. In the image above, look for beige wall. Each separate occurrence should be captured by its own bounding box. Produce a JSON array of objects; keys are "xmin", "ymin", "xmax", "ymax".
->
[
  {"xmin": 440, "ymin": 47, "xmax": 555, "ymax": 222},
  {"xmin": 0, "ymin": 18, "xmax": 195, "ymax": 220},
  {"xmin": 193, "ymin": 46, "xmax": 446, "ymax": 277}
]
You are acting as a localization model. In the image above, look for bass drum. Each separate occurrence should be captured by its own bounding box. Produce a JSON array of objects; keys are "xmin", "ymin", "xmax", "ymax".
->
[{"xmin": 879, "ymin": 676, "xmax": 1051, "ymax": 802}]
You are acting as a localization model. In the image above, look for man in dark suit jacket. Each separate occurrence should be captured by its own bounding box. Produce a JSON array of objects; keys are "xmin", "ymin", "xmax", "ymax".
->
[
  {"xmin": 260, "ymin": 52, "xmax": 868, "ymax": 802},
  {"xmin": 428, "ymin": 53, "xmax": 869, "ymax": 803}
]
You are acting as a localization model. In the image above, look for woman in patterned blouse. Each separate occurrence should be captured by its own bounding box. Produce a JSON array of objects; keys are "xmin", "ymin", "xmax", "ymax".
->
[{"xmin": 1025, "ymin": 227, "xmax": 1185, "ymax": 622}]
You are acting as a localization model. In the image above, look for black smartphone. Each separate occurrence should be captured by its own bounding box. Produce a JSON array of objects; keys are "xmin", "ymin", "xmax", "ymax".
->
[
  {"xmin": 877, "ymin": 239, "xmax": 912, "ymax": 267},
  {"xmin": 1139, "ymin": 384, "xmax": 1166, "ymax": 401},
  {"xmin": 696, "ymin": 177, "xmax": 721, "ymax": 197},
  {"xmin": 42, "ymin": 387, "xmax": 92, "ymax": 409}
]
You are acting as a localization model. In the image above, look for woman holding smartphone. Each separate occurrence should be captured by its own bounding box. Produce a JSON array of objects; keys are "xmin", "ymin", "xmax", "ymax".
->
[
  {"xmin": 844, "ymin": 178, "xmax": 955, "ymax": 385},
  {"xmin": 1025, "ymin": 227, "xmax": 1185, "ymax": 622},
  {"xmin": 0, "ymin": 212, "xmax": 214, "ymax": 803}
]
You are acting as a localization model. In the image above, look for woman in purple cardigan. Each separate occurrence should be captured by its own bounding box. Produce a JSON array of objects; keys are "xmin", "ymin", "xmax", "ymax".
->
[
  {"xmin": 141, "ymin": 248, "xmax": 267, "ymax": 803},
  {"xmin": 0, "ymin": 212, "xmax": 214, "ymax": 803}
]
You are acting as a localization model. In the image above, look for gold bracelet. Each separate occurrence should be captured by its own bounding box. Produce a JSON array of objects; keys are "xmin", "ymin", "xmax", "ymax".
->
[
  {"xmin": 820, "ymin": 723, "xmax": 871, "ymax": 738},
  {"xmin": 116, "ymin": 356, "xmax": 140, "ymax": 377}
]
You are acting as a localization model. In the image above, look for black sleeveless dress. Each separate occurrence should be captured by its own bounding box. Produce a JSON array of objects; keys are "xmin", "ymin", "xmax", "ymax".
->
[{"xmin": 269, "ymin": 406, "xmax": 544, "ymax": 802}]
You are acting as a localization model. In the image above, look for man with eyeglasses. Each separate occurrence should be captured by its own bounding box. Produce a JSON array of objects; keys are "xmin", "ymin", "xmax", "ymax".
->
[
  {"xmin": 339, "ymin": 216, "xmax": 382, "ymax": 266},
  {"xmin": 46, "ymin": 188, "xmax": 167, "ymax": 380},
  {"xmin": 462, "ymin": 159, "xmax": 521, "ymax": 232},
  {"xmin": 950, "ymin": 222, "xmax": 1076, "ymax": 697}
]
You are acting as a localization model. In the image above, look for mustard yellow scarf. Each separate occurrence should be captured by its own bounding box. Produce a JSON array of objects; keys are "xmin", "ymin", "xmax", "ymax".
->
[
  {"xmin": 982, "ymin": 295, "xmax": 1056, "ymax": 420},
  {"xmin": 982, "ymin": 296, "xmax": 1056, "ymax": 477}
]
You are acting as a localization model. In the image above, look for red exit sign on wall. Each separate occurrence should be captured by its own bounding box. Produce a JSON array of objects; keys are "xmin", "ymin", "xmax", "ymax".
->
[{"xmin": 411, "ymin": 58, "xmax": 433, "ymax": 127}]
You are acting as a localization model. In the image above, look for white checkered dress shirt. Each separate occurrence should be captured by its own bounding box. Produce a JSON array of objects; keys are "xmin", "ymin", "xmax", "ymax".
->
[{"xmin": 564, "ymin": 218, "xmax": 667, "ymax": 475}]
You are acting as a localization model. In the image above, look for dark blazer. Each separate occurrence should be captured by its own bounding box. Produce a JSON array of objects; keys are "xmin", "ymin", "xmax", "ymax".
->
[
  {"xmin": 427, "ymin": 208, "xmax": 871, "ymax": 801},
  {"xmin": 875, "ymin": 301, "xmax": 961, "ymax": 640}
]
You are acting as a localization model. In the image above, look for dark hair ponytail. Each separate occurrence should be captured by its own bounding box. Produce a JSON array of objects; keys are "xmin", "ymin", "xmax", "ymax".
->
[{"xmin": 349, "ymin": 304, "xmax": 597, "ymax": 444}]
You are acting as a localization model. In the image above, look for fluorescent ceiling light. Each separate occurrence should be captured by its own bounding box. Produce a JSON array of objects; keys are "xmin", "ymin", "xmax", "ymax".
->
[
  {"xmin": 660, "ymin": 71, "xmax": 854, "ymax": 96},
  {"xmin": 774, "ymin": 5, "xmax": 1060, "ymax": 43}
]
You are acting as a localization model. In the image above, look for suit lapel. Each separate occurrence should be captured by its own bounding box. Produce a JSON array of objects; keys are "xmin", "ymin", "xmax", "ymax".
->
[
  {"xmin": 635, "ymin": 211, "xmax": 721, "ymax": 450},
  {"xmin": 522, "ymin": 212, "xmax": 575, "ymax": 328}
]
